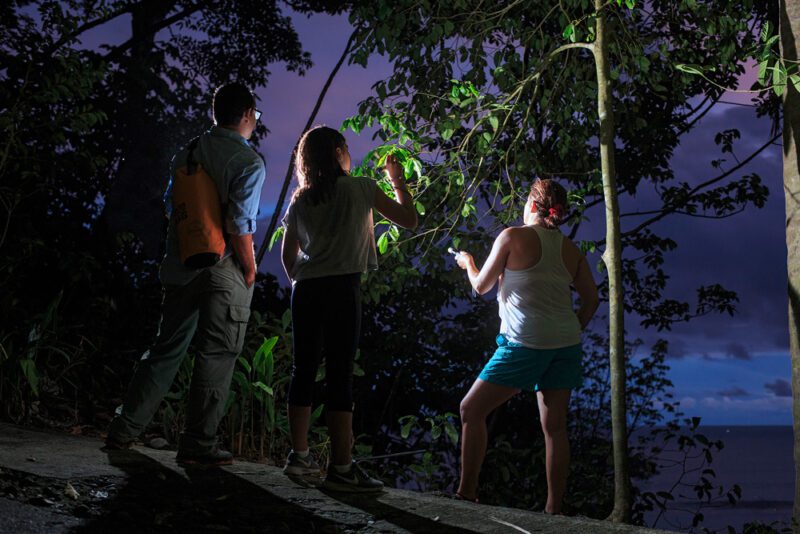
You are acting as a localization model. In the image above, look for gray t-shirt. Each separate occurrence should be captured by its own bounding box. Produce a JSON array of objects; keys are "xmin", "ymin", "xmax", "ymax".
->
[{"xmin": 282, "ymin": 175, "xmax": 378, "ymax": 282}]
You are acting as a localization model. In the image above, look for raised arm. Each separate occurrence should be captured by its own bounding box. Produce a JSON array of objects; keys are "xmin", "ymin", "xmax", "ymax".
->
[
  {"xmin": 372, "ymin": 154, "xmax": 418, "ymax": 229},
  {"xmin": 456, "ymin": 229, "xmax": 512, "ymax": 295}
]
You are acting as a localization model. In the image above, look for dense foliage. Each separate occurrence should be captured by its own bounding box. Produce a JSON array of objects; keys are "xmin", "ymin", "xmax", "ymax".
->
[{"xmin": 0, "ymin": 0, "xmax": 786, "ymax": 531}]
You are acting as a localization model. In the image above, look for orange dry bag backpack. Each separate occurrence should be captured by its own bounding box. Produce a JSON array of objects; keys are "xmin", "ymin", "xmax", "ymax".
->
[{"xmin": 171, "ymin": 138, "xmax": 226, "ymax": 269}]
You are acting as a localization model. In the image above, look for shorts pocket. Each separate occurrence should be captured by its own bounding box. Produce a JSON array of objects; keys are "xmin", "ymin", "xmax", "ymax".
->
[{"xmin": 227, "ymin": 304, "xmax": 251, "ymax": 353}]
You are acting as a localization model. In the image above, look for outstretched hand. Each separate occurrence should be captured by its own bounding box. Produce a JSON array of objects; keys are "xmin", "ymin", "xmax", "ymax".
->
[
  {"xmin": 455, "ymin": 251, "xmax": 474, "ymax": 271},
  {"xmin": 385, "ymin": 154, "xmax": 405, "ymax": 187}
]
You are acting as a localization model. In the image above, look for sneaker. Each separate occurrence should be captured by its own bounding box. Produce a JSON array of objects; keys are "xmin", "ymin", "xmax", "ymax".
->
[
  {"xmin": 283, "ymin": 451, "xmax": 321, "ymax": 476},
  {"xmin": 323, "ymin": 462, "xmax": 384, "ymax": 493},
  {"xmin": 103, "ymin": 434, "xmax": 134, "ymax": 451},
  {"xmin": 176, "ymin": 447, "xmax": 233, "ymax": 466}
]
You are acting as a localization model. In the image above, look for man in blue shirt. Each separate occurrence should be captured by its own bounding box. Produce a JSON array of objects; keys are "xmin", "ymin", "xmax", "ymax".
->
[{"xmin": 106, "ymin": 83, "xmax": 266, "ymax": 465}]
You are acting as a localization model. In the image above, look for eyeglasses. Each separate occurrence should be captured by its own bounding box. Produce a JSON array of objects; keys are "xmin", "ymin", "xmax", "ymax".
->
[{"xmin": 254, "ymin": 109, "xmax": 262, "ymax": 121}]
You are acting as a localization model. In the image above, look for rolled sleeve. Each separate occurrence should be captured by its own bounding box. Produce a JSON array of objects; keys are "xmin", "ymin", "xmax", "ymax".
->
[{"xmin": 225, "ymin": 151, "xmax": 266, "ymax": 235}]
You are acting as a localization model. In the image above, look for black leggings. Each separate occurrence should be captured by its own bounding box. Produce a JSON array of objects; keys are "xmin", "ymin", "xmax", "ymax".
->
[{"xmin": 288, "ymin": 273, "xmax": 361, "ymax": 412}]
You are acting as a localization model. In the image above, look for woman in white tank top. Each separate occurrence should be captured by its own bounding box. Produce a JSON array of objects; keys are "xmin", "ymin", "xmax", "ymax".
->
[{"xmin": 453, "ymin": 179, "xmax": 599, "ymax": 514}]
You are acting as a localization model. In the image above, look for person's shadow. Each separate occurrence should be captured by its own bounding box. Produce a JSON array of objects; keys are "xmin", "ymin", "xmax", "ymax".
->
[{"xmin": 75, "ymin": 450, "xmax": 342, "ymax": 533}]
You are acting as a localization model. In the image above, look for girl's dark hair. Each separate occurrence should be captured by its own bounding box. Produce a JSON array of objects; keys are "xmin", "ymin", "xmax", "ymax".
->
[
  {"xmin": 529, "ymin": 178, "xmax": 568, "ymax": 228},
  {"xmin": 213, "ymin": 83, "xmax": 256, "ymax": 126},
  {"xmin": 291, "ymin": 126, "xmax": 348, "ymax": 206}
]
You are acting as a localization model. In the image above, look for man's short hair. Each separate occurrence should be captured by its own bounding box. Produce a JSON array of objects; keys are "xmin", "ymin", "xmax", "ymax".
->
[{"xmin": 213, "ymin": 83, "xmax": 256, "ymax": 126}]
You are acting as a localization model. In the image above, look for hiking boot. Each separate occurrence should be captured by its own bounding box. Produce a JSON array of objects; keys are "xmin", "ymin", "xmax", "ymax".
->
[
  {"xmin": 176, "ymin": 447, "xmax": 233, "ymax": 466},
  {"xmin": 283, "ymin": 451, "xmax": 321, "ymax": 476},
  {"xmin": 103, "ymin": 434, "xmax": 134, "ymax": 451},
  {"xmin": 323, "ymin": 462, "xmax": 384, "ymax": 493}
]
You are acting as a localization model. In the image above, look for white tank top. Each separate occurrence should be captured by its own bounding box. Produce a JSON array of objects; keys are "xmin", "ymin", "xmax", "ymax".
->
[{"xmin": 497, "ymin": 226, "xmax": 582, "ymax": 349}]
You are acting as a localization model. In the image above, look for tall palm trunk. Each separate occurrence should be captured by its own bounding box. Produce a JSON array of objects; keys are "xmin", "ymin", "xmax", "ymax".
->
[
  {"xmin": 779, "ymin": 1, "xmax": 800, "ymax": 531},
  {"xmin": 593, "ymin": 0, "xmax": 631, "ymax": 522}
]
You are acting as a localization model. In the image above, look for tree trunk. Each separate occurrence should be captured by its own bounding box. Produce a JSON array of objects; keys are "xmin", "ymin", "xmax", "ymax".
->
[
  {"xmin": 104, "ymin": 0, "xmax": 176, "ymax": 258},
  {"xmin": 593, "ymin": 0, "xmax": 631, "ymax": 522},
  {"xmin": 779, "ymin": 1, "xmax": 800, "ymax": 531}
]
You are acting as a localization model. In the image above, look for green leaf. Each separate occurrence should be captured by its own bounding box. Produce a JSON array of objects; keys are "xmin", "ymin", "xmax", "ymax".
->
[
  {"xmin": 253, "ymin": 381, "xmax": 274, "ymax": 396},
  {"xmin": 19, "ymin": 358, "xmax": 39, "ymax": 396},
  {"xmin": 562, "ymin": 23, "xmax": 575, "ymax": 40},
  {"xmin": 310, "ymin": 403, "xmax": 325, "ymax": 423},
  {"xmin": 441, "ymin": 128, "xmax": 454, "ymax": 141},
  {"xmin": 401, "ymin": 419, "xmax": 415, "ymax": 439},
  {"xmin": 232, "ymin": 370, "xmax": 249, "ymax": 393},
  {"xmin": 760, "ymin": 21, "xmax": 771, "ymax": 42},
  {"xmin": 488, "ymin": 115, "xmax": 499, "ymax": 131},
  {"xmin": 377, "ymin": 232, "xmax": 389, "ymax": 254},
  {"xmin": 764, "ymin": 34, "xmax": 780, "ymax": 50},
  {"xmin": 625, "ymin": 0, "xmax": 635, "ymax": 8},
  {"xmin": 758, "ymin": 59, "xmax": 771, "ymax": 86},
  {"xmin": 775, "ymin": 64, "xmax": 787, "ymax": 97},
  {"xmin": 254, "ymin": 336, "xmax": 278, "ymax": 377},
  {"xmin": 281, "ymin": 309, "xmax": 292, "ymax": 331},
  {"xmin": 237, "ymin": 356, "xmax": 252, "ymax": 374},
  {"xmin": 675, "ymin": 63, "xmax": 704, "ymax": 76},
  {"xmin": 415, "ymin": 201, "xmax": 426, "ymax": 215},
  {"xmin": 445, "ymin": 423, "xmax": 459, "ymax": 446},
  {"xmin": 791, "ymin": 74, "xmax": 800, "ymax": 95}
]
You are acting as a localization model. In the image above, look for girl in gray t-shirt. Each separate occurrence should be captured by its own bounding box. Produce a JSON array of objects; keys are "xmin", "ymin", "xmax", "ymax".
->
[{"xmin": 280, "ymin": 125, "xmax": 418, "ymax": 491}]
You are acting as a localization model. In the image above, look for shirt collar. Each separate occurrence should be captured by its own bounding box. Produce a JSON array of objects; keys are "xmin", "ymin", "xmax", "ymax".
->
[{"xmin": 210, "ymin": 125, "xmax": 250, "ymax": 146}]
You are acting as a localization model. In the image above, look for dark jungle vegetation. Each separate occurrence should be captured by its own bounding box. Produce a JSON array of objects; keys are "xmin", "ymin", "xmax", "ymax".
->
[{"xmin": 0, "ymin": 1, "xmax": 790, "ymax": 532}]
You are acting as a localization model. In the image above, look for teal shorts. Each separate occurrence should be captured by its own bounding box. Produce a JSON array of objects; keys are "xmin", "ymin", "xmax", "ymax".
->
[{"xmin": 478, "ymin": 334, "xmax": 583, "ymax": 391}]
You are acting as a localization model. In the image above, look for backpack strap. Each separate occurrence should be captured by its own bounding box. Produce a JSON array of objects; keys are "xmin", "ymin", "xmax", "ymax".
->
[{"xmin": 186, "ymin": 137, "xmax": 201, "ymax": 174}]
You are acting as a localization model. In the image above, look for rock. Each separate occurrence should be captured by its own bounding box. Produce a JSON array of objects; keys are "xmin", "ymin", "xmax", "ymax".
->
[
  {"xmin": 64, "ymin": 482, "xmax": 80, "ymax": 500},
  {"xmin": 89, "ymin": 489, "xmax": 109, "ymax": 500},
  {"xmin": 148, "ymin": 437, "xmax": 169, "ymax": 450}
]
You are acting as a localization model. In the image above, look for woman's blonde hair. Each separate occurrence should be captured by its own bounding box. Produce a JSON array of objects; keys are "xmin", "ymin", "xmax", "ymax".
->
[{"xmin": 529, "ymin": 178, "xmax": 568, "ymax": 228}]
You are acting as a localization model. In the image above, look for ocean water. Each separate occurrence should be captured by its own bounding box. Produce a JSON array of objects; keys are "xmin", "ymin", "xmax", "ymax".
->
[{"xmin": 636, "ymin": 426, "xmax": 793, "ymax": 532}]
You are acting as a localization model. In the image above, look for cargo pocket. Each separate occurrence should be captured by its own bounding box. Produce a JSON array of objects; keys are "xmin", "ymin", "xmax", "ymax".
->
[{"xmin": 227, "ymin": 304, "xmax": 251, "ymax": 353}]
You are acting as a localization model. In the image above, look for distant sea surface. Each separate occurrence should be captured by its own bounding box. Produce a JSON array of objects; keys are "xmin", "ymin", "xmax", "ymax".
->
[{"xmin": 635, "ymin": 426, "xmax": 793, "ymax": 532}]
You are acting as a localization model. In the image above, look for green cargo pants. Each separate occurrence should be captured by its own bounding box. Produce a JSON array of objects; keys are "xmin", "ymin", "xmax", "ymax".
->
[{"xmin": 108, "ymin": 256, "xmax": 253, "ymax": 452}]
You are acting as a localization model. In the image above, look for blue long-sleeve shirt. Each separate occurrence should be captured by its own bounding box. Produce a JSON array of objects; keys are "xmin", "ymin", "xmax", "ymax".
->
[{"xmin": 160, "ymin": 126, "xmax": 266, "ymax": 286}]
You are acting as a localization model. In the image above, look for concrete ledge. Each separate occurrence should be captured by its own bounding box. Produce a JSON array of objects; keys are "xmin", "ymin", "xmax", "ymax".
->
[{"xmin": 0, "ymin": 423, "xmax": 670, "ymax": 533}]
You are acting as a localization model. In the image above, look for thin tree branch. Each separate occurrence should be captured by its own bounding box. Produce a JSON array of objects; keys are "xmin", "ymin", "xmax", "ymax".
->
[
  {"xmin": 619, "ymin": 132, "xmax": 780, "ymax": 238},
  {"xmin": 102, "ymin": 4, "xmax": 201, "ymax": 63},
  {"xmin": 44, "ymin": 3, "xmax": 135, "ymax": 56}
]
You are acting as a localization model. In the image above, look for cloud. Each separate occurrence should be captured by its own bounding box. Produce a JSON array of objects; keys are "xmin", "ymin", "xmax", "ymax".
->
[
  {"xmin": 725, "ymin": 342, "xmax": 751, "ymax": 361},
  {"xmin": 764, "ymin": 379, "xmax": 792, "ymax": 398},
  {"xmin": 717, "ymin": 386, "xmax": 749, "ymax": 398}
]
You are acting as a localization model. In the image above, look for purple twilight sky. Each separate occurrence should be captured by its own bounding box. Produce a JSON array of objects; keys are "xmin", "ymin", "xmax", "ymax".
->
[{"xmin": 77, "ymin": 8, "xmax": 790, "ymax": 426}]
